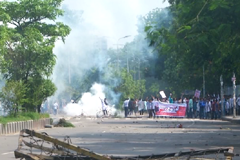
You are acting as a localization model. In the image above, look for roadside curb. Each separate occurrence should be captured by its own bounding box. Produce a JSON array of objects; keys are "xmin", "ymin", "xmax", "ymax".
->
[
  {"xmin": 0, "ymin": 118, "xmax": 51, "ymax": 135},
  {"xmin": 221, "ymin": 116, "xmax": 240, "ymax": 124}
]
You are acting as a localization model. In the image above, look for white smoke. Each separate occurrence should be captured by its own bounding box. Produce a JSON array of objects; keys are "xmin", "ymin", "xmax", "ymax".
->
[
  {"xmin": 63, "ymin": 83, "xmax": 117, "ymax": 116},
  {"xmin": 48, "ymin": 1, "xmax": 170, "ymax": 115}
]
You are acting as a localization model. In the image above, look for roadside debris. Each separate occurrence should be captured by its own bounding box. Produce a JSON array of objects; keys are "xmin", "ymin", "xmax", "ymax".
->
[
  {"xmin": 14, "ymin": 129, "xmax": 235, "ymax": 160},
  {"xmin": 54, "ymin": 118, "xmax": 75, "ymax": 127},
  {"xmin": 176, "ymin": 124, "xmax": 183, "ymax": 128}
]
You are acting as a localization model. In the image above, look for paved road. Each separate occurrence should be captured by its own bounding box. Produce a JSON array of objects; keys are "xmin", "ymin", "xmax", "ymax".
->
[{"xmin": 1, "ymin": 117, "xmax": 240, "ymax": 159}]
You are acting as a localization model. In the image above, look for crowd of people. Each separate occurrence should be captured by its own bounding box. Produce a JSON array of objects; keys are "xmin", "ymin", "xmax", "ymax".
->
[
  {"xmin": 40, "ymin": 93, "xmax": 240, "ymax": 119},
  {"xmin": 184, "ymin": 95, "xmax": 240, "ymax": 119},
  {"xmin": 122, "ymin": 94, "xmax": 240, "ymax": 119},
  {"xmin": 122, "ymin": 96, "xmax": 168, "ymax": 118}
]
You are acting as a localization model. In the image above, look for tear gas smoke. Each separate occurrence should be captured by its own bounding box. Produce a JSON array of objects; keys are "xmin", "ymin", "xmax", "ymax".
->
[
  {"xmin": 63, "ymin": 83, "xmax": 117, "ymax": 116},
  {"xmin": 48, "ymin": 1, "xmax": 170, "ymax": 116}
]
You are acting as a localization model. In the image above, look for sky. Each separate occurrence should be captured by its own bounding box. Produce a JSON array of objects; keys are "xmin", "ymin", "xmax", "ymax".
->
[{"xmin": 62, "ymin": 0, "xmax": 169, "ymax": 48}]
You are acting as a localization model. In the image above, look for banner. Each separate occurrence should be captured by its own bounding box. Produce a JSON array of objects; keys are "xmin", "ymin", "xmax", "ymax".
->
[
  {"xmin": 155, "ymin": 102, "xmax": 187, "ymax": 117},
  {"xmin": 194, "ymin": 90, "xmax": 201, "ymax": 98}
]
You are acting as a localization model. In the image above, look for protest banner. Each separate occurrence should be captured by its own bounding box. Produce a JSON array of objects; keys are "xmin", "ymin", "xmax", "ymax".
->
[
  {"xmin": 194, "ymin": 90, "xmax": 201, "ymax": 98},
  {"xmin": 155, "ymin": 102, "xmax": 186, "ymax": 117}
]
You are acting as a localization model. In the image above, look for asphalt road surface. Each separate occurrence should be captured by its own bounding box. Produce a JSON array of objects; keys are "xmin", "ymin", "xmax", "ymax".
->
[{"xmin": 1, "ymin": 117, "xmax": 240, "ymax": 159}]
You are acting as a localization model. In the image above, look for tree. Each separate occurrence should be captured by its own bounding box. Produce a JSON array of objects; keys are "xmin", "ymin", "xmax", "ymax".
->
[
  {"xmin": 145, "ymin": 0, "xmax": 240, "ymax": 96},
  {"xmin": 0, "ymin": 80, "xmax": 28, "ymax": 116},
  {"xmin": 0, "ymin": 0, "xmax": 70, "ymax": 111},
  {"xmin": 118, "ymin": 69, "xmax": 146, "ymax": 104}
]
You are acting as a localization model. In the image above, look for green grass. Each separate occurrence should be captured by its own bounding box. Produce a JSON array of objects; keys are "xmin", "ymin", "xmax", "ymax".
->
[{"xmin": 0, "ymin": 112, "xmax": 50, "ymax": 125}]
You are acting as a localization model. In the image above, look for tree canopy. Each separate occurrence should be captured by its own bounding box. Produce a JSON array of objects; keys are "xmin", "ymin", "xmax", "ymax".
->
[
  {"xmin": 145, "ymin": 0, "xmax": 240, "ymax": 96},
  {"xmin": 0, "ymin": 0, "xmax": 70, "ymax": 112}
]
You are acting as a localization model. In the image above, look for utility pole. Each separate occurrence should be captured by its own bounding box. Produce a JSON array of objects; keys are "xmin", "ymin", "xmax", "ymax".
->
[
  {"xmin": 117, "ymin": 35, "xmax": 131, "ymax": 74},
  {"xmin": 232, "ymin": 73, "xmax": 236, "ymax": 118},
  {"xmin": 127, "ymin": 56, "xmax": 129, "ymax": 73},
  {"xmin": 68, "ymin": 58, "xmax": 71, "ymax": 84},
  {"xmin": 138, "ymin": 58, "xmax": 140, "ymax": 80},
  {"xmin": 203, "ymin": 65, "xmax": 205, "ymax": 98},
  {"xmin": 220, "ymin": 75, "xmax": 224, "ymax": 117}
]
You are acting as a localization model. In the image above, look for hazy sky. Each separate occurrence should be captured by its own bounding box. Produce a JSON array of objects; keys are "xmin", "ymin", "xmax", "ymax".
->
[{"xmin": 62, "ymin": 0, "xmax": 169, "ymax": 48}]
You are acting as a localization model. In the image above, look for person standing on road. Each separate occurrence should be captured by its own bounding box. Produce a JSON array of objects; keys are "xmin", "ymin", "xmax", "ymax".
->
[
  {"xmin": 144, "ymin": 98, "xmax": 148, "ymax": 113},
  {"xmin": 133, "ymin": 99, "xmax": 137, "ymax": 116},
  {"xmin": 147, "ymin": 98, "xmax": 153, "ymax": 118},
  {"xmin": 123, "ymin": 98, "xmax": 129, "ymax": 117},
  {"xmin": 217, "ymin": 99, "xmax": 221, "ymax": 118},
  {"xmin": 53, "ymin": 101, "xmax": 59, "ymax": 115},
  {"xmin": 188, "ymin": 97, "xmax": 193, "ymax": 118},
  {"xmin": 237, "ymin": 95, "xmax": 240, "ymax": 115},
  {"xmin": 104, "ymin": 98, "xmax": 109, "ymax": 115},
  {"xmin": 199, "ymin": 98, "xmax": 206, "ymax": 119},
  {"xmin": 230, "ymin": 97, "xmax": 233, "ymax": 115},
  {"xmin": 169, "ymin": 93, "xmax": 173, "ymax": 103},
  {"xmin": 225, "ymin": 99, "xmax": 230, "ymax": 115},
  {"xmin": 138, "ymin": 98, "xmax": 144, "ymax": 115},
  {"xmin": 206, "ymin": 99, "xmax": 211, "ymax": 119},
  {"xmin": 146, "ymin": 98, "xmax": 150, "ymax": 117},
  {"xmin": 128, "ymin": 98, "xmax": 134, "ymax": 115},
  {"xmin": 211, "ymin": 99, "xmax": 216, "ymax": 119},
  {"xmin": 185, "ymin": 97, "xmax": 189, "ymax": 118},
  {"xmin": 215, "ymin": 99, "xmax": 220, "ymax": 119},
  {"xmin": 152, "ymin": 97, "xmax": 158, "ymax": 119},
  {"xmin": 100, "ymin": 97, "xmax": 108, "ymax": 116},
  {"xmin": 193, "ymin": 98, "xmax": 197, "ymax": 118},
  {"xmin": 196, "ymin": 98, "xmax": 200, "ymax": 118}
]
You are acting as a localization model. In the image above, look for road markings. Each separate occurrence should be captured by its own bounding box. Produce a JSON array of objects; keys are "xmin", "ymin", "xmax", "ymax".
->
[
  {"xmin": 2, "ymin": 152, "xmax": 13, "ymax": 155},
  {"xmin": 187, "ymin": 119, "xmax": 195, "ymax": 128}
]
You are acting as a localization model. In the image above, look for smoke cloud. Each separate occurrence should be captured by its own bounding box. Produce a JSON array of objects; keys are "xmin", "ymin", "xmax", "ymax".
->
[
  {"xmin": 49, "ymin": 0, "xmax": 169, "ymax": 116},
  {"xmin": 63, "ymin": 83, "xmax": 116, "ymax": 116}
]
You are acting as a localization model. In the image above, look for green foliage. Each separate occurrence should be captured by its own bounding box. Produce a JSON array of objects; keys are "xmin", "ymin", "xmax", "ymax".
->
[
  {"xmin": 118, "ymin": 69, "xmax": 146, "ymax": 101},
  {"xmin": 0, "ymin": 0, "xmax": 70, "ymax": 111},
  {"xmin": 27, "ymin": 78, "xmax": 56, "ymax": 110},
  {"xmin": 54, "ymin": 118, "xmax": 74, "ymax": 127},
  {"xmin": 21, "ymin": 112, "xmax": 50, "ymax": 120},
  {"xmin": 0, "ymin": 112, "xmax": 49, "ymax": 125},
  {"xmin": 0, "ymin": 80, "xmax": 28, "ymax": 115},
  {"xmin": 62, "ymin": 121, "xmax": 74, "ymax": 127},
  {"xmin": 145, "ymin": 0, "xmax": 240, "ymax": 95}
]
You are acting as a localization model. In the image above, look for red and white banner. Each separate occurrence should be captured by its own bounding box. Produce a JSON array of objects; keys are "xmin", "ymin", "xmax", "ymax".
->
[{"xmin": 155, "ymin": 102, "xmax": 187, "ymax": 117}]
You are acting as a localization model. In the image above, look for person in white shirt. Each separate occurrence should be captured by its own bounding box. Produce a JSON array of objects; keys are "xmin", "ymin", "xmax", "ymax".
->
[
  {"xmin": 206, "ymin": 100, "xmax": 211, "ymax": 119},
  {"xmin": 53, "ymin": 102, "xmax": 58, "ymax": 115},
  {"xmin": 196, "ymin": 99, "xmax": 200, "ymax": 118},
  {"xmin": 100, "ymin": 97, "xmax": 108, "ymax": 116},
  {"xmin": 123, "ymin": 98, "xmax": 129, "ymax": 117},
  {"xmin": 138, "ymin": 99, "xmax": 145, "ymax": 115}
]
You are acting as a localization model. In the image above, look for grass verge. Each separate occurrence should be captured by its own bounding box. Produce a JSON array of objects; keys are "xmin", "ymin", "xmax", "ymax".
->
[{"xmin": 0, "ymin": 112, "xmax": 50, "ymax": 125}]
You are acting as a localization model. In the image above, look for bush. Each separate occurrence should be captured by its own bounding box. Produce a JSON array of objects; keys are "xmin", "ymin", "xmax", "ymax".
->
[
  {"xmin": 21, "ymin": 112, "xmax": 50, "ymax": 120},
  {"xmin": 0, "ymin": 112, "xmax": 50, "ymax": 125},
  {"xmin": 54, "ymin": 118, "xmax": 75, "ymax": 127}
]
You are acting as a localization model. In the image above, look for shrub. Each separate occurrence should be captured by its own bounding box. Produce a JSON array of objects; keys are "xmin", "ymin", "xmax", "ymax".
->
[
  {"xmin": 0, "ymin": 112, "xmax": 50, "ymax": 125},
  {"xmin": 54, "ymin": 118, "xmax": 75, "ymax": 127}
]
